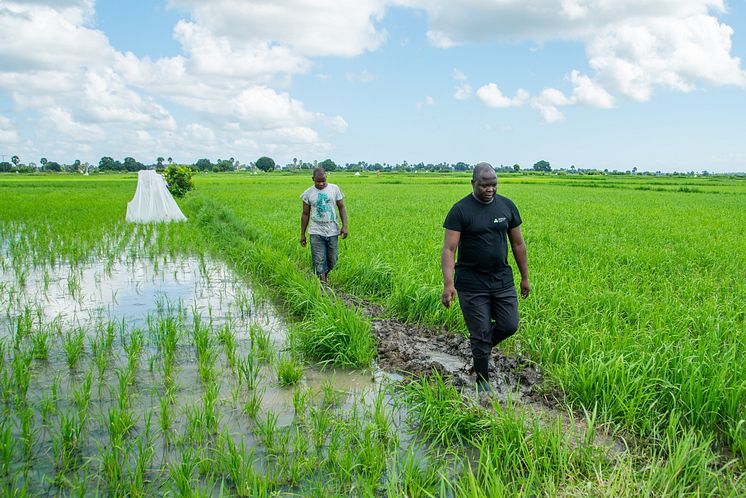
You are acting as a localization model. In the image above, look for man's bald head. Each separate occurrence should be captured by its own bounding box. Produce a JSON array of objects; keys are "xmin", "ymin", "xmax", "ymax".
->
[{"xmin": 472, "ymin": 162, "xmax": 495, "ymax": 181}]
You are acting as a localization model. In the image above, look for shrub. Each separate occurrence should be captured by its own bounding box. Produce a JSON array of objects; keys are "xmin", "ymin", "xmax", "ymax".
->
[{"xmin": 164, "ymin": 165, "xmax": 194, "ymax": 198}]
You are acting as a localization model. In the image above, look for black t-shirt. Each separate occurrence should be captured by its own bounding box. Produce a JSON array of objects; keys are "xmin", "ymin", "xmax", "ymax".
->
[{"xmin": 443, "ymin": 193, "xmax": 522, "ymax": 292}]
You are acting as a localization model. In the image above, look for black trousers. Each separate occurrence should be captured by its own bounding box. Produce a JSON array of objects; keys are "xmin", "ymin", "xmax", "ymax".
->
[{"xmin": 457, "ymin": 286, "xmax": 519, "ymax": 381}]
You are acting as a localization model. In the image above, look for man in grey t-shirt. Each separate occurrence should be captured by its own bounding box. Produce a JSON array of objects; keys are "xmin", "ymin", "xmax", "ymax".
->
[{"xmin": 300, "ymin": 168, "xmax": 348, "ymax": 283}]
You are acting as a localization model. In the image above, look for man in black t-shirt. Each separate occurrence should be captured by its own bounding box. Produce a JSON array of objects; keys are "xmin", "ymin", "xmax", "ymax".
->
[{"xmin": 441, "ymin": 163, "xmax": 530, "ymax": 393}]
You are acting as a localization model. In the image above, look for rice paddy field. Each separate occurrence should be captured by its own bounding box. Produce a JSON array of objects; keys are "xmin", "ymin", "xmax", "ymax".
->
[{"xmin": 0, "ymin": 171, "xmax": 744, "ymax": 496}]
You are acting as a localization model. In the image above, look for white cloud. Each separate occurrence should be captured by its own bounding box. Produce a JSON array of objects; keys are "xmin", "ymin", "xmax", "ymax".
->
[
  {"xmin": 168, "ymin": 0, "xmax": 389, "ymax": 57},
  {"xmin": 587, "ymin": 14, "xmax": 746, "ymax": 101},
  {"xmin": 45, "ymin": 107, "xmax": 105, "ymax": 140},
  {"xmin": 0, "ymin": 0, "xmax": 351, "ymax": 163},
  {"xmin": 0, "ymin": 114, "xmax": 20, "ymax": 144},
  {"xmin": 530, "ymin": 88, "xmax": 575, "ymax": 123},
  {"xmin": 454, "ymin": 82, "xmax": 472, "ymax": 100},
  {"xmin": 476, "ymin": 84, "xmax": 529, "ymax": 108},
  {"xmin": 453, "ymin": 69, "xmax": 467, "ymax": 81},
  {"xmin": 569, "ymin": 70, "xmax": 615, "ymax": 108},
  {"xmin": 405, "ymin": 0, "xmax": 745, "ymax": 101},
  {"xmin": 173, "ymin": 21, "xmax": 309, "ymax": 79}
]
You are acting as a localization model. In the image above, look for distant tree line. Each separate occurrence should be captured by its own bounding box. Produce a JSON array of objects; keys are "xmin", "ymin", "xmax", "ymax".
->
[{"xmin": 0, "ymin": 154, "xmax": 737, "ymax": 177}]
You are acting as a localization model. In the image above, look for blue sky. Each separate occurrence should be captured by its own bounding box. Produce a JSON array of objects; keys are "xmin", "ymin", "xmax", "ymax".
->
[{"xmin": 1, "ymin": 0, "xmax": 745, "ymax": 172}]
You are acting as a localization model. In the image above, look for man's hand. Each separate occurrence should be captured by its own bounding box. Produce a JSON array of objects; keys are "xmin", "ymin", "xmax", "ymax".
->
[
  {"xmin": 520, "ymin": 278, "xmax": 530, "ymax": 298},
  {"xmin": 300, "ymin": 235, "xmax": 307, "ymax": 247},
  {"xmin": 340, "ymin": 226, "xmax": 348, "ymax": 239},
  {"xmin": 441, "ymin": 284, "xmax": 457, "ymax": 308}
]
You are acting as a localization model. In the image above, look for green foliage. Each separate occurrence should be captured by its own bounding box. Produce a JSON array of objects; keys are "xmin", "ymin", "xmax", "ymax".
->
[
  {"xmin": 318, "ymin": 158, "xmax": 337, "ymax": 172},
  {"xmin": 277, "ymin": 356, "xmax": 303, "ymax": 386},
  {"xmin": 164, "ymin": 164, "xmax": 195, "ymax": 198},
  {"xmin": 44, "ymin": 161, "xmax": 62, "ymax": 172},
  {"xmin": 533, "ymin": 159, "xmax": 551, "ymax": 171},
  {"xmin": 255, "ymin": 156, "xmax": 275, "ymax": 172},
  {"xmin": 194, "ymin": 158, "xmax": 213, "ymax": 171}
]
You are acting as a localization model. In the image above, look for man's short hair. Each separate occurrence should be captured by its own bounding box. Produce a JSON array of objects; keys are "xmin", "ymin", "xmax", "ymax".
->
[
  {"xmin": 313, "ymin": 167, "xmax": 326, "ymax": 179},
  {"xmin": 472, "ymin": 162, "xmax": 495, "ymax": 180}
]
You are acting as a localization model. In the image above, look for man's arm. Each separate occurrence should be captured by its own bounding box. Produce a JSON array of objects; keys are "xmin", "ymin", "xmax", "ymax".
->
[
  {"xmin": 336, "ymin": 198, "xmax": 348, "ymax": 239},
  {"xmin": 300, "ymin": 202, "xmax": 311, "ymax": 247},
  {"xmin": 508, "ymin": 226, "xmax": 530, "ymax": 298},
  {"xmin": 441, "ymin": 229, "xmax": 460, "ymax": 307}
]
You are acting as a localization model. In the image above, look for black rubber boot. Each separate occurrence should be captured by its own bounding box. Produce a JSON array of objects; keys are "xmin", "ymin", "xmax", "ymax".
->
[{"xmin": 473, "ymin": 356, "xmax": 489, "ymax": 383}]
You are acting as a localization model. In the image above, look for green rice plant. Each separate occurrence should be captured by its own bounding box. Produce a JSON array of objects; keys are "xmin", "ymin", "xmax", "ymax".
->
[
  {"xmin": 183, "ymin": 405, "xmax": 209, "ymax": 447},
  {"xmin": 276, "ymin": 354, "xmax": 304, "ymax": 386},
  {"xmin": 104, "ymin": 320, "xmax": 116, "ymax": 351},
  {"xmin": 107, "ymin": 405, "xmax": 136, "ymax": 444},
  {"xmin": 0, "ymin": 337, "xmax": 6, "ymax": 368},
  {"xmin": 250, "ymin": 324, "xmax": 273, "ymax": 363},
  {"xmin": 168, "ymin": 449, "xmax": 200, "ymax": 495},
  {"xmin": 71, "ymin": 369, "xmax": 93, "ymax": 423},
  {"xmin": 63, "ymin": 327, "xmax": 86, "ymax": 369},
  {"xmin": 11, "ymin": 349, "xmax": 32, "ymax": 406},
  {"xmin": 320, "ymin": 378, "xmax": 343, "ymax": 408},
  {"xmin": 217, "ymin": 323, "xmax": 237, "ymax": 370},
  {"xmin": 98, "ymin": 436, "xmax": 124, "ymax": 493},
  {"xmin": 292, "ymin": 384, "xmax": 311, "ymax": 419},
  {"xmin": 115, "ymin": 367, "xmax": 133, "ymax": 411},
  {"xmin": 237, "ymin": 352, "xmax": 260, "ymax": 391},
  {"xmin": 123, "ymin": 328, "xmax": 144, "ymax": 374},
  {"xmin": 158, "ymin": 390, "xmax": 174, "ymax": 445},
  {"xmin": 18, "ymin": 406, "xmax": 36, "ymax": 462},
  {"xmin": 197, "ymin": 343, "xmax": 218, "ymax": 385},
  {"xmin": 126, "ymin": 412, "xmax": 154, "ymax": 497},
  {"xmin": 12, "ymin": 306, "xmax": 34, "ymax": 349},
  {"xmin": 216, "ymin": 433, "xmax": 273, "ymax": 497},
  {"xmin": 30, "ymin": 328, "xmax": 50, "ymax": 360},
  {"xmin": 192, "ymin": 314, "xmax": 212, "ymax": 360},
  {"xmin": 204, "ymin": 381, "xmax": 220, "ymax": 435},
  {"xmin": 308, "ymin": 406, "xmax": 332, "ymax": 451},
  {"xmin": 64, "ymin": 462, "xmax": 91, "ymax": 498},
  {"xmin": 400, "ymin": 372, "xmax": 492, "ymax": 446},
  {"xmin": 288, "ymin": 299, "xmax": 375, "ymax": 368},
  {"xmin": 643, "ymin": 417, "xmax": 724, "ymax": 496},
  {"xmin": 384, "ymin": 446, "xmax": 446, "ymax": 497},
  {"xmin": 52, "ymin": 410, "xmax": 84, "ymax": 472},
  {"xmin": 243, "ymin": 386, "xmax": 265, "ymax": 420},
  {"xmin": 0, "ymin": 418, "xmax": 14, "ymax": 477},
  {"xmin": 255, "ymin": 411, "xmax": 279, "ymax": 453},
  {"xmin": 369, "ymin": 385, "xmax": 395, "ymax": 446},
  {"xmin": 90, "ymin": 330, "xmax": 108, "ymax": 378}
]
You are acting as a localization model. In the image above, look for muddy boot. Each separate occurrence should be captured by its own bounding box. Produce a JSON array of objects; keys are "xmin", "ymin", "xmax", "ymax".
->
[{"xmin": 473, "ymin": 356, "xmax": 492, "ymax": 395}]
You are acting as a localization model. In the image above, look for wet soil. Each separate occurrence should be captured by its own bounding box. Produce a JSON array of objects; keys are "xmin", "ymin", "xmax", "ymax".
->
[{"xmin": 342, "ymin": 296, "xmax": 551, "ymax": 405}]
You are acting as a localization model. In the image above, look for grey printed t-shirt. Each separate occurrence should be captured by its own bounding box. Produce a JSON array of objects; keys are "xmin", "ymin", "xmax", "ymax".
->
[{"xmin": 301, "ymin": 183, "xmax": 344, "ymax": 236}]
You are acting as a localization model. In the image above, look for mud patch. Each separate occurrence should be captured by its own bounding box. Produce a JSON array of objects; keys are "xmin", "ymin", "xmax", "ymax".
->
[{"xmin": 343, "ymin": 298, "xmax": 549, "ymax": 405}]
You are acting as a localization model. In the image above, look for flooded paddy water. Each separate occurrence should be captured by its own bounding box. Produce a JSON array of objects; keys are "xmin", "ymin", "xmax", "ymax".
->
[{"xmin": 0, "ymin": 246, "xmax": 453, "ymax": 495}]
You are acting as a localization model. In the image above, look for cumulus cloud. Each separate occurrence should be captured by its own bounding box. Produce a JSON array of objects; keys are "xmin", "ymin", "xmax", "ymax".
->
[
  {"xmin": 569, "ymin": 70, "xmax": 615, "ymax": 108},
  {"xmin": 476, "ymin": 84, "xmax": 529, "ymax": 108},
  {"xmin": 0, "ymin": 0, "xmax": 353, "ymax": 162},
  {"xmin": 168, "ymin": 0, "xmax": 389, "ymax": 57},
  {"xmin": 530, "ymin": 88, "xmax": 575, "ymax": 123},
  {"xmin": 406, "ymin": 0, "xmax": 745, "ymax": 101}
]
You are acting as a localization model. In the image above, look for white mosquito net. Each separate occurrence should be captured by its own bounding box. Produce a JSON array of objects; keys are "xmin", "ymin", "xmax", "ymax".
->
[{"xmin": 126, "ymin": 170, "xmax": 187, "ymax": 223}]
